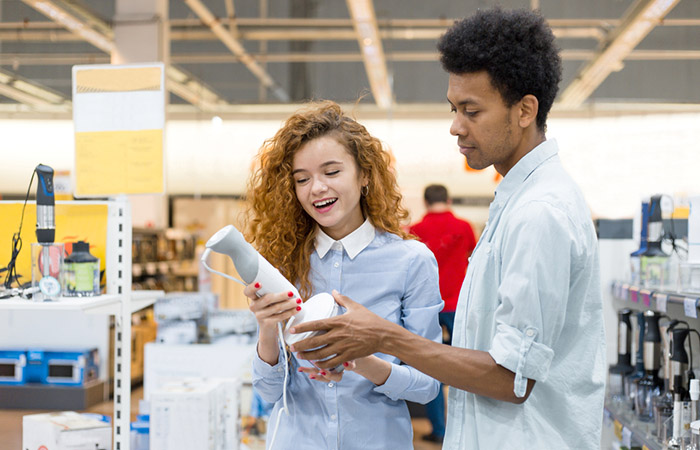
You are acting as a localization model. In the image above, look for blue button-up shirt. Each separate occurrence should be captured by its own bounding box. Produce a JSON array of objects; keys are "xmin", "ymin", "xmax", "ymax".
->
[
  {"xmin": 253, "ymin": 220, "xmax": 443, "ymax": 450},
  {"xmin": 445, "ymin": 139, "xmax": 606, "ymax": 449}
]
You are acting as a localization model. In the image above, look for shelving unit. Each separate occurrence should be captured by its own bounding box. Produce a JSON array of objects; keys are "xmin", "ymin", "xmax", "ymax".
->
[
  {"xmin": 605, "ymin": 400, "xmax": 662, "ymax": 450},
  {"xmin": 0, "ymin": 198, "xmax": 161, "ymax": 450},
  {"xmin": 608, "ymin": 280, "xmax": 700, "ymax": 450},
  {"xmin": 610, "ymin": 281, "xmax": 700, "ymax": 317}
]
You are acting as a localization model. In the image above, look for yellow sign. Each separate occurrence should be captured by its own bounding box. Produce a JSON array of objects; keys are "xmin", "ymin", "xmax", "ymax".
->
[
  {"xmin": 72, "ymin": 63, "xmax": 165, "ymax": 197},
  {"xmin": 0, "ymin": 202, "xmax": 108, "ymax": 288},
  {"xmin": 75, "ymin": 129, "xmax": 163, "ymax": 195},
  {"xmin": 75, "ymin": 67, "xmax": 162, "ymax": 93}
]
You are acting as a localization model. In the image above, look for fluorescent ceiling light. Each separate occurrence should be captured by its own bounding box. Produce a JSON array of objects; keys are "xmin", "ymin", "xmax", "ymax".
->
[
  {"xmin": 346, "ymin": 0, "xmax": 392, "ymax": 110},
  {"xmin": 184, "ymin": 0, "xmax": 289, "ymax": 102},
  {"xmin": 558, "ymin": 0, "xmax": 681, "ymax": 108}
]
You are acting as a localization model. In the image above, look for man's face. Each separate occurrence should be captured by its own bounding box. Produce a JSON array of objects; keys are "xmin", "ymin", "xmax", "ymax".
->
[{"xmin": 447, "ymin": 71, "xmax": 522, "ymax": 176}]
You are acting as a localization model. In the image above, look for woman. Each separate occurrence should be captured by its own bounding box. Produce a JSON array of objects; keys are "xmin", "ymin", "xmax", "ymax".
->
[{"xmin": 244, "ymin": 101, "xmax": 443, "ymax": 449}]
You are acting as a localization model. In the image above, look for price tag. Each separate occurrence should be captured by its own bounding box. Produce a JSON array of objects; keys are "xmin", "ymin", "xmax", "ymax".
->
[
  {"xmin": 640, "ymin": 289, "xmax": 651, "ymax": 307},
  {"xmin": 613, "ymin": 419, "xmax": 622, "ymax": 440},
  {"xmin": 656, "ymin": 293, "xmax": 668, "ymax": 313},
  {"xmin": 684, "ymin": 297, "xmax": 698, "ymax": 318},
  {"xmin": 622, "ymin": 284, "xmax": 630, "ymax": 300},
  {"xmin": 622, "ymin": 426, "xmax": 632, "ymax": 448},
  {"xmin": 629, "ymin": 287, "xmax": 639, "ymax": 303}
]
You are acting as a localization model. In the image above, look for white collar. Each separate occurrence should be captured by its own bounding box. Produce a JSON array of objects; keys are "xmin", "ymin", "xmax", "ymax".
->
[{"xmin": 314, "ymin": 219, "xmax": 375, "ymax": 260}]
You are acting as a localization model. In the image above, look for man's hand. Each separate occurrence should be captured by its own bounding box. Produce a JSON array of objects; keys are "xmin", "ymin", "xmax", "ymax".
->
[{"xmin": 289, "ymin": 290, "xmax": 401, "ymax": 369}]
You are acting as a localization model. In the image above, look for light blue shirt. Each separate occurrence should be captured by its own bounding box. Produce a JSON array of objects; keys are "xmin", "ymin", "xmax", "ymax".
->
[
  {"xmin": 445, "ymin": 139, "xmax": 606, "ymax": 449},
  {"xmin": 253, "ymin": 220, "xmax": 443, "ymax": 450}
]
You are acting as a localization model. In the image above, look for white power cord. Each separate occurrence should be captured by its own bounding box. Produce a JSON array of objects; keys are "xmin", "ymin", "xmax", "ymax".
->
[{"xmin": 201, "ymin": 249, "xmax": 291, "ymax": 449}]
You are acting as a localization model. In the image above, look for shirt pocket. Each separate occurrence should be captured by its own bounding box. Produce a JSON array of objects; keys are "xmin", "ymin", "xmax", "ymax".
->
[{"xmin": 464, "ymin": 241, "xmax": 501, "ymax": 346}]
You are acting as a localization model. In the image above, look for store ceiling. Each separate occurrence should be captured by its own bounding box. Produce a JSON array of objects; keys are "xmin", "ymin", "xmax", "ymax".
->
[{"xmin": 0, "ymin": 0, "xmax": 700, "ymax": 119}]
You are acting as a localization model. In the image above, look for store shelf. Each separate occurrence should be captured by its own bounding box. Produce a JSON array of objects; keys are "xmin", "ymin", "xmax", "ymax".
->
[
  {"xmin": 605, "ymin": 399, "xmax": 663, "ymax": 450},
  {"xmin": 611, "ymin": 281, "xmax": 700, "ymax": 316},
  {"xmin": 0, "ymin": 290, "xmax": 163, "ymax": 315}
]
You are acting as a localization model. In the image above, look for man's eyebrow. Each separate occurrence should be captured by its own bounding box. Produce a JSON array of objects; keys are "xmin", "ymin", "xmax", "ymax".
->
[{"xmin": 447, "ymin": 97, "xmax": 479, "ymax": 107}]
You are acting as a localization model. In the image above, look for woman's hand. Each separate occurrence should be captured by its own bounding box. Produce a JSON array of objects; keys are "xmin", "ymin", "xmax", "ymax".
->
[
  {"xmin": 245, "ymin": 282, "xmax": 301, "ymax": 365},
  {"xmin": 245, "ymin": 282, "xmax": 302, "ymax": 333},
  {"xmin": 298, "ymin": 361, "xmax": 356, "ymax": 383}
]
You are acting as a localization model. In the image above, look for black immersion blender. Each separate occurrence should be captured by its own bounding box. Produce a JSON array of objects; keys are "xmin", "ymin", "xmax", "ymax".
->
[
  {"xmin": 627, "ymin": 311, "xmax": 647, "ymax": 410},
  {"xmin": 655, "ymin": 320, "xmax": 681, "ymax": 440},
  {"xmin": 635, "ymin": 311, "xmax": 663, "ymax": 421},
  {"xmin": 34, "ymin": 164, "xmax": 57, "ymax": 299},
  {"xmin": 668, "ymin": 328, "xmax": 691, "ymax": 449},
  {"xmin": 609, "ymin": 309, "xmax": 634, "ymax": 400},
  {"xmin": 643, "ymin": 195, "xmax": 667, "ymax": 258}
]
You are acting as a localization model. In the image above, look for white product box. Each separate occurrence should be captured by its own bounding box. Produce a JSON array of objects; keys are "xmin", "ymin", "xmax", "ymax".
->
[
  {"xmin": 154, "ymin": 292, "xmax": 218, "ymax": 322},
  {"xmin": 150, "ymin": 377, "xmax": 240, "ymax": 450},
  {"xmin": 22, "ymin": 411, "xmax": 111, "ymax": 450},
  {"xmin": 156, "ymin": 320, "xmax": 198, "ymax": 344}
]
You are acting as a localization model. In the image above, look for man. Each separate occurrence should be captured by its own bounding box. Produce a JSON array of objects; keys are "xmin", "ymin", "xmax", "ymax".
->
[
  {"xmin": 409, "ymin": 184, "xmax": 476, "ymax": 443},
  {"xmin": 290, "ymin": 8, "xmax": 605, "ymax": 449}
]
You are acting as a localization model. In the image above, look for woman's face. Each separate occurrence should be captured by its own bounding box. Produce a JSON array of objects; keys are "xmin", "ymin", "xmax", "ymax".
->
[{"xmin": 292, "ymin": 135, "xmax": 368, "ymax": 240}]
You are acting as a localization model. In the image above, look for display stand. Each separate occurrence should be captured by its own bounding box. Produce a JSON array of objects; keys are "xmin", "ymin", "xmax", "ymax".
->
[{"xmin": 0, "ymin": 198, "xmax": 161, "ymax": 450}]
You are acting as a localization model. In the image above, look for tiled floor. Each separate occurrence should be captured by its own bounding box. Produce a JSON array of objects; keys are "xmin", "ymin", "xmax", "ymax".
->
[{"xmin": 0, "ymin": 386, "xmax": 443, "ymax": 449}]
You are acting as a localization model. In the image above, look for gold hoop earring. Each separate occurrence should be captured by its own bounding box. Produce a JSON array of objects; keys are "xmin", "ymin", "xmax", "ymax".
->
[{"xmin": 361, "ymin": 185, "xmax": 369, "ymax": 196}]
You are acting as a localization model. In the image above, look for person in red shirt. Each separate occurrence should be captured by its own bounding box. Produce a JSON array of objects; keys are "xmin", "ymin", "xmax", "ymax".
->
[{"xmin": 408, "ymin": 184, "xmax": 477, "ymax": 443}]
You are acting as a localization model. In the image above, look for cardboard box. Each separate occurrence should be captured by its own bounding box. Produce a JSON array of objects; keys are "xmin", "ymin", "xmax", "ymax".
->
[
  {"xmin": 22, "ymin": 411, "xmax": 111, "ymax": 450},
  {"xmin": 150, "ymin": 377, "xmax": 240, "ymax": 450}
]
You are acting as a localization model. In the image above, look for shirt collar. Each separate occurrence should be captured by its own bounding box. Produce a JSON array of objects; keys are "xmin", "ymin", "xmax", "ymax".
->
[
  {"xmin": 314, "ymin": 219, "xmax": 375, "ymax": 260},
  {"xmin": 494, "ymin": 138, "xmax": 559, "ymax": 203}
]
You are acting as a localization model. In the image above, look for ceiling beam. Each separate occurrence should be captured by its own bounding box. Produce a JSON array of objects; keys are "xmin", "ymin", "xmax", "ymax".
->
[
  {"xmin": 558, "ymin": 0, "xmax": 682, "ymax": 108},
  {"xmin": 20, "ymin": 0, "xmax": 229, "ymax": 111},
  {"xmin": 0, "ymin": 68, "xmax": 70, "ymax": 109},
  {"xmin": 8, "ymin": 48, "xmax": 700, "ymax": 67},
  {"xmin": 346, "ymin": 0, "xmax": 392, "ymax": 109},
  {"xmin": 183, "ymin": 0, "xmax": 289, "ymax": 102}
]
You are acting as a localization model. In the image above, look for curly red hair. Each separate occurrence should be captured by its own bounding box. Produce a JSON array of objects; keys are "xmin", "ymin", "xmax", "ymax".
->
[{"xmin": 244, "ymin": 101, "xmax": 410, "ymax": 299}]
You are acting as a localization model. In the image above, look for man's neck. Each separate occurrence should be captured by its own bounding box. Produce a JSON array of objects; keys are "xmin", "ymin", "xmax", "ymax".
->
[{"xmin": 427, "ymin": 202, "xmax": 451, "ymax": 213}]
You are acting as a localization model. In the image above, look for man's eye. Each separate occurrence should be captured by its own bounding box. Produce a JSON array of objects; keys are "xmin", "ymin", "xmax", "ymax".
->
[{"xmin": 466, "ymin": 110, "xmax": 479, "ymax": 117}]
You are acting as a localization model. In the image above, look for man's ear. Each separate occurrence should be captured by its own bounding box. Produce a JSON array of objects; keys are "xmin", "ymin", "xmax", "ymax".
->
[{"xmin": 518, "ymin": 94, "xmax": 539, "ymax": 129}]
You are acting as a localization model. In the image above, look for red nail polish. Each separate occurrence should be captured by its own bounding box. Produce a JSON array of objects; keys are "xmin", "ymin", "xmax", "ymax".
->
[
  {"xmin": 288, "ymin": 291, "xmax": 294, "ymax": 297},
  {"xmin": 296, "ymin": 306, "xmax": 302, "ymax": 311},
  {"xmin": 296, "ymin": 298, "xmax": 302, "ymax": 304},
  {"xmin": 310, "ymin": 375, "xmax": 315, "ymax": 379},
  {"xmin": 320, "ymin": 371, "xmax": 327, "ymax": 376},
  {"xmin": 343, "ymin": 362, "xmax": 349, "ymax": 367},
  {"xmin": 298, "ymin": 368, "xmax": 303, "ymax": 372},
  {"xmin": 254, "ymin": 282, "xmax": 260, "ymax": 288}
]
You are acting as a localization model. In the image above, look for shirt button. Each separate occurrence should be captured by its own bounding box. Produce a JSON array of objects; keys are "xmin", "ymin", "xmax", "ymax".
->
[
  {"xmin": 277, "ymin": 367, "xmax": 283, "ymax": 373},
  {"xmin": 331, "ymin": 414, "xmax": 337, "ymax": 420},
  {"xmin": 333, "ymin": 262, "xmax": 339, "ymax": 268},
  {"xmin": 328, "ymin": 382, "xmax": 334, "ymax": 388},
  {"xmin": 526, "ymin": 329, "xmax": 535, "ymax": 337}
]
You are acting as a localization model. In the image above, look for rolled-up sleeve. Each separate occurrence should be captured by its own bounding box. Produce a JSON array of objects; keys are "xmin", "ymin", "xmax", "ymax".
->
[
  {"xmin": 251, "ymin": 346, "xmax": 287, "ymax": 403},
  {"xmin": 374, "ymin": 243, "xmax": 443, "ymax": 404},
  {"xmin": 488, "ymin": 201, "xmax": 574, "ymax": 397}
]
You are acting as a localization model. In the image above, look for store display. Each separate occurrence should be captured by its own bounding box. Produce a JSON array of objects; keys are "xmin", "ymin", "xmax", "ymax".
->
[{"xmin": 635, "ymin": 311, "xmax": 663, "ymax": 421}]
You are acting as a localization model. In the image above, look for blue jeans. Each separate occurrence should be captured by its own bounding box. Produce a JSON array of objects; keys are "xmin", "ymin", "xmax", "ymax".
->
[{"xmin": 424, "ymin": 311, "xmax": 455, "ymax": 437}]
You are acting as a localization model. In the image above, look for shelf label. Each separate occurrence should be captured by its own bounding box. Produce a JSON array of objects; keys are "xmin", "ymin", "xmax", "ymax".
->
[
  {"xmin": 684, "ymin": 297, "xmax": 698, "ymax": 318},
  {"xmin": 613, "ymin": 419, "xmax": 622, "ymax": 440},
  {"xmin": 640, "ymin": 289, "xmax": 652, "ymax": 307},
  {"xmin": 621, "ymin": 284, "xmax": 630, "ymax": 300},
  {"xmin": 629, "ymin": 287, "xmax": 639, "ymax": 303},
  {"xmin": 656, "ymin": 293, "xmax": 668, "ymax": 313},
  {"xmin": 622, "ymin": 426, "xmax": 632, "ymax": 448}
]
